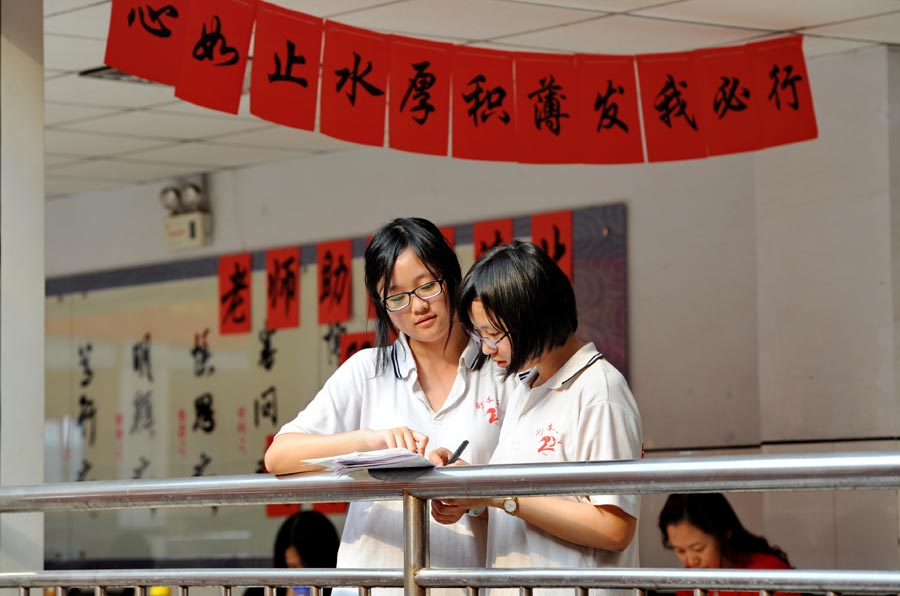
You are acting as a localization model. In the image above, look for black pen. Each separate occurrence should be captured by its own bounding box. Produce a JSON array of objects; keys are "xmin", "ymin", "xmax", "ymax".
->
[{"xmin": 446, "ymin": 439, "xmax": 469, "ymax": 465}]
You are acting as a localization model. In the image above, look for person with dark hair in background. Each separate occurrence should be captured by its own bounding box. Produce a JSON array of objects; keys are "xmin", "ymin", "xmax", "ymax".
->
[
  {"xmin": 659, "ymin": 493, "xmax": 797, "ymax": 596},
  {"xmin": 245, "ymin": 511, "xmax": 340, "ymax": 596},
  {"xmin": 429, "ymin": 240, "xmax": 643, "ymax": 596},
  {"xmin": 265, "ymin": 217, "xmax": 518, "ymax": 596}
]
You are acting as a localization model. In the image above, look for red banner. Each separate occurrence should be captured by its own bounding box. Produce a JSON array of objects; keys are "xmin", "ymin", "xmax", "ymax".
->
[
  {"xmin": 532, "ymin": 211, "xmax": 573, "ymax": 282},
  {"xmin": 105, "ymin": 0, "xmax": 187, "ymax": 85},
  {"xmin": 694, "ymin": 45, "xmax": 763, "ymax": 156},
  {"xmin": 320, "ymin": 21, "xmax": 388, "ymax": 146},
  {"xmin": 515, "ymin": 53, "xmax": 581, "ymax": 164},
  {"xmin": 637, "ymin": 51, "xmax": 707, "ymax": 162},
  {"xmin": 473, "ymin": 219, "xmax": 514, "ymax": 261},
  {"xmin": 388, "ymin": 35, "xmax": 452, "ymax": 156},
  {"xmin": 452, "ymin": 47, "xmax": 517, "ymax": 162},
  {"xmin": 265, "ymin": 246, "xmax": 300, "ymax": 330},
  {"xmin": 219, "ymin": 252, "xmax": 252, "ymax": 335},
  {"xmin": 250, "ymin": 3, "xmax": 322, "ymax": 131},
  {"xmin": 339, "ymin": 331, "xmax": 376, "ymax": 365},
  {"xmin": 440, "ymin": 226, "xmax": 456, "ymax": 249},
  {"xmin": 174, "ymin": 0, "xmax": 257, "ymax": 114},
  {"xmin": 577, "ymin": 55, "xmax": 644, "ymax": 164},
  {"xmin": 317, "ymin": 239, "xmax": 353, "ymax": 324},
  {"xmin": 749, "ymin": 35, "xmax": 818, "ymax": 148}
]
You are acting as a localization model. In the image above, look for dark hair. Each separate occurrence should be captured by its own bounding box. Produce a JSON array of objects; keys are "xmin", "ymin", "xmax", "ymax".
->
[
  {"xmin": 658, "ymin": 493, "xmax": 791, "ymax": 568},
  {"xmin": 365, "ymin": 218, "xmax": 465, "ymax": 372},
  {"xmin": 458, "ymin": 240, "xmax": 577, "ymax": 377},
  {"xmin": 273, "ymin": 510, "xmax": 340, "ymax": 569}
]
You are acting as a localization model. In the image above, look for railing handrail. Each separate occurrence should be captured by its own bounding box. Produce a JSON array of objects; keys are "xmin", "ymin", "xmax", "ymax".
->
[
  {"xmin": 2, "ymin": 451, "xmax": 899, "ymax": 513},
  {"xmin": 2, "ymin": 568, "xmax": 900, "ymax": 593}
]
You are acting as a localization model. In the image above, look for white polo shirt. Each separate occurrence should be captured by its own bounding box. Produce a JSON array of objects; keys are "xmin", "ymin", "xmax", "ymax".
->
[
  {"xmin": 277, "ymin": 334, "xmax": 515, "ymax": 596},
  {"xmin": 486, "ymin": 342, "xmax": 643, "ymax": 596}
]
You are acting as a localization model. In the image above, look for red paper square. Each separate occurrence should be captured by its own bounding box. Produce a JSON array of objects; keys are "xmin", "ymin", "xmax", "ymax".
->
[
  {"xmin": 320, "ymin": 21, "xmax": 388, "ymax": 146},
  {"xmin": 339, "ymin": 331, "xmax": 375, "ymax": 365},
  {"xmin": 219, "ymin": 253, "xmax": 252, "ymax": 335},
  {"xmin": 451, "ymin": 47, "xmax": 517, "ymax": 162},
  {"xmin": 104, "ymin": 0, "xmax": 187, "ymax": 85},
  {"xmin": 388, "ymin": 35, "xmax": 452, "ymax": 156},
  {"xmin": 576, "ymin": 55, "xmax": 644, "ymax": 164},
  {"xmin": 531, "ymin": 210, "xmax": 573, "ymax": 282},
  {"xmin": 266, "ymin": 246, "xmax": 300, "ymax": 330},
  {"xmin": 317, "ymin": 239, "xmax": 353, "ymax": 324},
  {"xmin": 515, "ymin": 53, "xmax": 581, "ymax": 164},
  {"xmin": 250, "ymin": 3, "xmax": 322, "ymax": 131},
  {"xmin": 473, "ymin": 219, "xmax": 514, "ymax": 261},
  {"xmin": 440, "ymin": 226, "xmax": 455, "ymax": 249}
]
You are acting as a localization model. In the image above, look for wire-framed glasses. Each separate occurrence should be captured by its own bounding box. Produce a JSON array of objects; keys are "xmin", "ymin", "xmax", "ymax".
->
[
  {"xmin": 383, "ymin": 279, "xmax": 444, "ymax": 312},
  {"xmin": 469, "ymin": 330, "xmax": 509, "ymax": 350}
]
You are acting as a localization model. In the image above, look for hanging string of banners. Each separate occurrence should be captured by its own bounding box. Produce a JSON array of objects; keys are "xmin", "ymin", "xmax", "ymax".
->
[{"xmin": 105, "ymin": 0, "xmax": 818, "ymax": 163}]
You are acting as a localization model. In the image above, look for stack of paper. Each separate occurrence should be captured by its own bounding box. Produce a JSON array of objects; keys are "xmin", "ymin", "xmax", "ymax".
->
[{"xmin": 302, "ymin": 447, "xmax": 434, "ymax": 477}]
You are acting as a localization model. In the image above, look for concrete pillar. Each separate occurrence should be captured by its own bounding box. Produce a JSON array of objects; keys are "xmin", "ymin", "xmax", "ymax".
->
[{"xmin": 1, "ymin": 0, "xmax": 45, "ymax": 583}]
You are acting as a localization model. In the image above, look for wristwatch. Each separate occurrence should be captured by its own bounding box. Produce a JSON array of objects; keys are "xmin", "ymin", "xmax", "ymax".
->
[{"xmin": 502, "ymin": 497, "xmax": 519, "ymax": 516}]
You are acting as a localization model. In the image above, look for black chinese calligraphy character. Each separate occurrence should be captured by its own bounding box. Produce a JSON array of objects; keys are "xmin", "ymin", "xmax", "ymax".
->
[
  {"xmin": 221, "ymin": 261, "xmax": 249, "ymax": 325},
  {"xmin": 400, "ymin": 61, "xmax": 436, "ymax": 125},
  {"xmin": 193, "ymin": 392, "xmax": 216, "ymax": 433},
  {"xmin": 479, "ymin": 230, "xmax": 505, "ymax": 256},
  {"xmin": 78, "ymin": 343, "xmax": 94, "ymax": 387},
  {"xmin": 594, "ymin": 80, "xmax": 629, "ymax": 133},
  {"xmin": 335, "ymin": 52, "xmax": 384, "ymax": 106},
  {"xmin": 192, "ymin": 15, "xmax": 239, "ymax": 67},
  {"xmin": 318, "ymin": 251, "xmax": 349, "ymax": 309},
  {"xmin": 132, "ymin": 332, "xmax": 153, "ymax": 382},
  {"xmin": 76, "ymin": 459, "xmax": 93, "ymax": 482},
  {"xmin": 654, "ymin": 74, "xmax": 698, "ymax": 131},
  {"xmin": 539, "ymin": 225, "xmax": 567, "ymax": 264},
  {"xmin": 131, "ymin": 390, "xmax": 156, "ymax": 435},
  {"xmin": 192, "ymin": 328, "xmax": 215, "ymax": 376},
  {"xmin": 258, "ymin": 328, "xmax": 277, "ymax": 371},
  {"xmin": 254, "ymin": 385, "xmax": 278, "ymax": 427},
  {"xmin": 768, "ymin": 64, "xmax": 802, "ymax": 111},
  {"xmin": 268, "ymin": 256, "xmax": 297, "ymax": 316},
  {"xmin": 527, "ymin": 75, "xmax": 568, "ymax": 135},
  {"xmin": 268, "ymin": 40, "xmax": 308, "ymax": 87},
  {"xmin": 77, "ymin": 395, "xmax": 97, "ymax": 446},
  {"xmin": 132, "ymin": 456, "xmax": 151, "ymax": 480},
  {"xmin": 463, "ymin": 75, "xmax": 510, "ymax": 126},
  {"xmin": 256, "ymin": 459, "xmax": 267, "ymax": 474},
  {"xmin": 343, "ymin": 338, "xmax": 373, "ymax": 362},
  {"xmin": 322, "ymin": 323, "xmax": 347, "ymax": 365},
  {"xmin": 128, "ymin": 4, "xmax": 179, "ymax": 38},
  {"xmin": 713, "ymin": 76, "xmax": 750, "ymax": 119},
  {"xmin": 192, "ymin": 452, "xmax": 212, "ymax": 476}
]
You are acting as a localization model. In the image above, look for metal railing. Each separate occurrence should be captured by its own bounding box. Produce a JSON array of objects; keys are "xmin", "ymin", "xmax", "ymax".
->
[{"xmin": 1, "ymin": 451, "xmax": 899, "ymax": 596}]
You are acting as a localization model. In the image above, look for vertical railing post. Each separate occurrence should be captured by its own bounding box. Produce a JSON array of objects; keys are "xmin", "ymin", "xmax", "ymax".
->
[{"xmin": 403, "ymin": 492, "xmax": 429, "ymax": 596}]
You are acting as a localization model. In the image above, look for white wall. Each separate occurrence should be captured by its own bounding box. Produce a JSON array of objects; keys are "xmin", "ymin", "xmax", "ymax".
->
[{"xmin": 46, "ymin": 45, "xmax": 900, "ymax": 569}]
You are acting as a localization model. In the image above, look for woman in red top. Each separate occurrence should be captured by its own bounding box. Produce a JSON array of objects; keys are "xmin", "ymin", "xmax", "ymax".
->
[{"xmin": 659, "ymin": 493, "xmax": 796, "ymax": 596}]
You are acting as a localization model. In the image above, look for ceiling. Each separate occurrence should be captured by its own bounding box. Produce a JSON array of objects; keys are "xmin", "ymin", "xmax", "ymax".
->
[{"xmin": 43, "ymin": 0, "xmax": 900, "ymax": 199}]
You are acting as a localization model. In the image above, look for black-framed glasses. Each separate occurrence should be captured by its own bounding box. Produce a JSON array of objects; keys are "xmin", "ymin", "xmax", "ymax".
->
[
  {"xmin": 469, "ymin": 330, "xmax": 509, "ymax": 350},
  {"xmin": 383, "ymin": 279, "xmax": 444, "ymax": 312}
]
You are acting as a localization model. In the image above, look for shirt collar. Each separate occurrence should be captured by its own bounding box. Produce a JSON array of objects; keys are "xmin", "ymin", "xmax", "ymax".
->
[
  {"xmin": 528, "ymin": 342, "xmax": 605, "ymax": 390},
  {"xmin": 391, "ymin": 333, "xmax": 483, "ymax": 379}
]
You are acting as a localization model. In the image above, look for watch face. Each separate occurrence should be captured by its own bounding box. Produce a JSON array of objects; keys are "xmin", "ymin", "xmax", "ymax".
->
[{"xmin": 503, "ymin": 498, "xmax": 517, "ymax": 514}]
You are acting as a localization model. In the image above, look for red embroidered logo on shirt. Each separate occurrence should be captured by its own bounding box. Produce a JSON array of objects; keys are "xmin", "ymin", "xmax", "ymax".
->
[
  {"xmin": 535, "ymin": 423, "xmax": 562, "ymax": 455},
  {"xmin": 475, "ymin": 396, "xmax": 499, "ymax": 424}
]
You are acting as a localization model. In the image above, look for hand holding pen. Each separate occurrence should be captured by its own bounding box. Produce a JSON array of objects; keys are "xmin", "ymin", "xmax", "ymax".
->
[{"xmin": 446, "ymin": 439, "xmax": 469, "ymax": 465}]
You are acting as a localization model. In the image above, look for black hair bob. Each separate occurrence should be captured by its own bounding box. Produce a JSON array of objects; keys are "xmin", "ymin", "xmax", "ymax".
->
[{"xmin": 458, "ymin": 240, "xmax": 577, "ymax": 377}]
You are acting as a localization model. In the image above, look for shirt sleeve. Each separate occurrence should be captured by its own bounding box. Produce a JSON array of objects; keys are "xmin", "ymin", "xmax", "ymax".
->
[{"xmin": 275, "ymin": 349, "xmax": 373, "ymax": 437}]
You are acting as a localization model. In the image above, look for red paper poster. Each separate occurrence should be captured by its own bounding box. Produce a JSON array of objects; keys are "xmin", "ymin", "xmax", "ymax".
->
[
  {"xmin": 388, "ymin": 35, "xmax": 452, "ymax": 156},
  {"xmin": 473, "ymin": 219, "xmax": 514, "ymax": 261},
  {"xmin": 104, "ymin": 0, "xmax": 187, "ymax": 85},
  {"xmin": 266, "ymin": 246, "xmax": 300, "ymax": 330},
  {"xmin": 318, "ymin": 239, "xmax": 353, "ymax": 324},
  {"xmin": 515, "ymin": 53, "xmax": 581, "ymax": 164},
  {"xmin": 637, "ymin": 52, "xmax": 708, "ymax": 162},
  {"xmin": 440, "ymin": 226, "xmax": 456, "ymax": 248},
  {"xmin": 694, "ymin": 45, "xmax": 763, "ymax": 155},
  {"xmin": 264, "ymin": 434, "xmax": 302, "ymax": 516},
  {"xmin": 320, "ymin": 21, "xmax": 388, "ymax": 146},
  {"xmin": 219, "ymin": 252, "xmax": 252, "ymax": 335},
  {"xmin": 748, "ymin": 35, "xmax": 817, "ymax": 148},
  {"xmin": 250, "ymin": 3, "xmax": 322, "ymax": 130},
  {"xmin": 576, "ymin": 55, "xmax": 644, "ymax": 164},
  {"xmin": 174, "ymin": 0, "xmax": 257, "ymax": 114},
  {"xmin": 452, "ymin": 47, "xmax": 517, "ymax": 162},
  {"xmin": 313, "ymin": 502, "xmax": 349, "ymax": 514},
  {"xmin": 339, "ymin": 331, "xmax": 376, "ymax": 365},
  {"xmin": 531, "ymin": 210, "xmax": 573, "ymax": 282}
]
